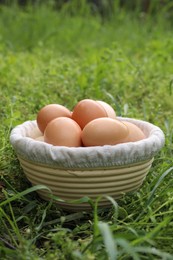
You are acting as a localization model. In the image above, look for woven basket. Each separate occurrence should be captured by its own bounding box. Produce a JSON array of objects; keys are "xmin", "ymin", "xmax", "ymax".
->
[
  {"xmin": 18, "ymin": 156, "xmax": 153, "ymax": 210},
  {"xmin": 10, "ymin": 117, "xmax": 165, "ymax": 211}
]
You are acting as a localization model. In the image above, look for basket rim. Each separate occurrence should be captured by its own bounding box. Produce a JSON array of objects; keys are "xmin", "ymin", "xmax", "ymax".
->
[
  {"xmin": 10, "ymin": 117, "xmax": 165, "ymax": 169},
  {"xmin": 18, "ymin": 154, "xmax": 154, "ymax": 171}
]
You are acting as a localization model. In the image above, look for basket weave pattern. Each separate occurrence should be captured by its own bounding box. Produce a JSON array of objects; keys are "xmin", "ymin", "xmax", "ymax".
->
[{"xmin": 18, "ymin": 156, "xmax": 153, "ymax": 210}]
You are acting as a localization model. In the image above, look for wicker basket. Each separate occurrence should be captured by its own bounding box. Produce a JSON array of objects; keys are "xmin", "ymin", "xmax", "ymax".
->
[{"xmin": 10, "ymin": 117, "xmax": 165, "ymax": 211}]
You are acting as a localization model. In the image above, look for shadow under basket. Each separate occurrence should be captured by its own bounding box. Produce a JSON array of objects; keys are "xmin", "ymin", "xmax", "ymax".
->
[{"xmin": 10, "ymin": 117, "xmax": 165, "ymax": 211}]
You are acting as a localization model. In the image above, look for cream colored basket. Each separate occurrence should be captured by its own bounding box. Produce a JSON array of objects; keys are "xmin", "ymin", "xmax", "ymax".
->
[{"xmin": 10, "ymin": 117, "xmax": 165, "ymax": 211}]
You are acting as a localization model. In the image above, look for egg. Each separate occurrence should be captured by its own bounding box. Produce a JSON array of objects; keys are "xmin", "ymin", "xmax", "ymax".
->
[
  {"xmin": 96, "ymin": 100, "xmax": 116, "ymax": 119},
  {"xmin": 37, "ymin": 104, "xmax": 72, "ymax": 133},
  {"xmin": 44, "ymin": 117, "xmax": 82, "ymax": 147},
  {"xmin": 120, "ymin": 121, "xmax": 146, "ymax": 143},
  {"xmin": 72, "ymin": 99, "xmax": 112, "ymax": 129},
  {"xmin": 81, "ymin": 118, "xmax": 129, "ymax": 146}
]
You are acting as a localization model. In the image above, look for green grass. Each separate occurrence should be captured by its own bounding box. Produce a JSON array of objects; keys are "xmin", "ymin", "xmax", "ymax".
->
[{"xmin": 1, "ymin": 1, "xmax": 173, "ymax": 259}]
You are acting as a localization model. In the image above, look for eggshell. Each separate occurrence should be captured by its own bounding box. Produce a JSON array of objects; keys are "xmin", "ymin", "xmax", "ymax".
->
[
  {"xmin": 81, "ymin": 118, "xmax": 129, "ymax": 147},
  {"xmin": 44, "ymin": 117, "xmax": 82, "ymax": 147},
  {"xmin": 96, "ymin": 100, "xmax": 116, "ymax": 119},
  {"xmin": 120, "ymin": 121, "xmax": 146, "ymax": 143},
  {"xmin": 37, "ymin": 104, "xmax": 72, "ymax": 133},
  {"xmin": 72, "ymin": 99, "xmax": 107, "ymax": 129}
]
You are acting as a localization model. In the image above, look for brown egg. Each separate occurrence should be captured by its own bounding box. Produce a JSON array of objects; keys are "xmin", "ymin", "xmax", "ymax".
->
[
  {"xmin": 44, "ymin": 117, "xmax": 82, "ymax": 147},
  {"xmin": 81, "ymin": 118, "xmax": 129, "ymax": 147},
  {"xmin": 96, "ymin": 100, "xmax": 116, "ymax": 119},
  {"xmin": 72, "ymin": 99, "xmax": 108, "ymax": 129},
  {"xmin": 120, "ymin": 121, "xmax": 146, "ymax": 143},
  {"xmin": 37, "ymin": 104, "xmax": 72, "ymax": 133}
]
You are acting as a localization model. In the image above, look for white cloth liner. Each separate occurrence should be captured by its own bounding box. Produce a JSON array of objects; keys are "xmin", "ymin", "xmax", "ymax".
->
[{"xmin": 10, "ymin": 117, "xmax": 165, "ymax": 169}]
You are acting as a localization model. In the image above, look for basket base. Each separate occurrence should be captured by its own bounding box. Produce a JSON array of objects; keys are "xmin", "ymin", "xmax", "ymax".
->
[{"xmin": 36, "ymin": 182, "xmax": 143, "ymax": 212}]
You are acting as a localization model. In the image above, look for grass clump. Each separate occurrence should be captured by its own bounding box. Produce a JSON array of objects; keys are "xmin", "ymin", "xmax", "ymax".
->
[{"xmin": 1, "ymin": 1, "xmax": 173, "ymax": 259}]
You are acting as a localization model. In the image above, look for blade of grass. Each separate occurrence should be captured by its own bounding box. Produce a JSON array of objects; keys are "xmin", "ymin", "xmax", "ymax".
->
[
  {"xmin": 98, "ymin": 221, "xmax": 117, "ymax": 260},
  {"xmin": 3, "ymin": 190, "xmax": 23, "ymax": 242},
  {"xmin": 49, "ymin": 193, "xmax": 94, "ymax": 206},
  {"xmin": 132, "ymin": 216, "xmax": 171, "ymax": 247},
  {"xmin": 146, "ymin": 167, "xmax": 173, "ymax": 207},
  {"xmin": 0, "ymin": 236, "xmax": 16, "ymax": 250},
  {"xmin": 0, "ymin": 185, "xmax": 51, "ymax": 207},
  {"xmin": 116, "ymin": 238, "xmax": 140, "ymax": 260},
  {"xmin": 35, "ymin": 200, "xmax": 53, "ymax": 232},
  {"xmin": 0, "ymin": 208, "xmax": 19, "ymax": 248},
  {"xmin": 42, "ymin": 212, "xmax": 86, "ymax": 228},
  {"xmin": 103, "ymin": 195, "xmax": 119, "ymax": 223},
  {"xmin": 135, "ymin": 167, "xmax": 173, "ymax": 221},
  {"xmin": 135, "ymin": 246, "xmax": 173, "ymax": 260}
]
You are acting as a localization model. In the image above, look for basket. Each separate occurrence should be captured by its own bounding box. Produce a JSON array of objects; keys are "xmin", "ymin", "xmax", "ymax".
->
[{"xmin": 10, "ymin": 117, "xmax": 165, "ymax": 211}]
